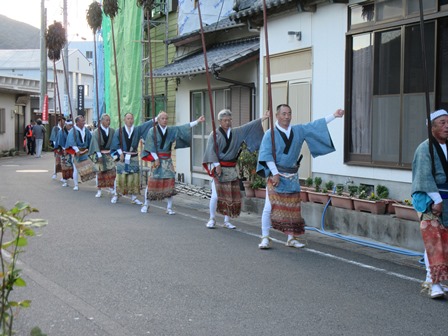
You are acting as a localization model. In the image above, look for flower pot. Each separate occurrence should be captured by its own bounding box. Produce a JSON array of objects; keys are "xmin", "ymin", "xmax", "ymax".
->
[
  {"xmin": 243, "ymin": 181, "xmax": 255, "ymax": 198},
  {"xmin": 254, "ymin": 188, "xmax": 266, "ymax": 198},
  {"xmin": 330, "ymin": 194, "xmax": 354, "ymax": 210},
  {"xmin": 353, "ymin": 199, "xmax": 386, "ymax": 214},
  {"xmin": 300, "ymin": 188, "xmax": 309, "ymax": 202},
  {"xmin": 385, "ymin": 199, "xmax": 397, "ymax": 214},
  {"xmin": 392, "ymin": 203, "xmax": 419, "ymax": 221},
  {"xmin": 300, "ymin": 191, "xmax": 309, "ymax": 202},
  {"xmin": 307, "ymin": 191, "xmax": 330, "ymax": 204}
]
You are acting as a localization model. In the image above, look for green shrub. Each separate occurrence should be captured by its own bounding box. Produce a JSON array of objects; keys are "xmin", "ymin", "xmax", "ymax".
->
[
  {"xmin": 250, "ymin": 175, "xmax": 266, "ymax": 189},
  {"xmin": 305, "ymin": 177, "xmax": 313, "ymax": 188},
  {"xmin": 237, "ymin": 144, "xmax": 258, "ymax": 183},
  {"xmin": 0, "ymin": 202, "xmax": 47, "ymax": 335},
  {"xmin": 325, "ymin": 181, "xmax": 334, "ymax": 193},
  {"xmin": 376, "ymin": 185, "xmax": 389, "ymax": 199},
  {"xmin": 314, "ymin": 177, "xmax": 322, "ymax": 192},
  {"xmin": 348, "ymin": 185, "xmax": 358, "ymax": 197},
  {"xmin": 335, "ymin": 184, "xmax": 345, "ymax": 196}
]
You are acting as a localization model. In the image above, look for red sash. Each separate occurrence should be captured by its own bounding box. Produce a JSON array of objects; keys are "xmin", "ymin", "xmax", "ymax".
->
[
  {"xmin": 142, "ymin": 151, "xmax": 171, "ymax": 162},
  {"xmin": 202, "ymin": 161, "xmax": 237, "ymax": 177}
]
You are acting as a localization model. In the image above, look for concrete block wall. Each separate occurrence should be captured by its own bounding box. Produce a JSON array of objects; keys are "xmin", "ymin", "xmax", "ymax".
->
[{"xmin": 242, "ymin": 197, "xmax": 424, "ymax": 252}]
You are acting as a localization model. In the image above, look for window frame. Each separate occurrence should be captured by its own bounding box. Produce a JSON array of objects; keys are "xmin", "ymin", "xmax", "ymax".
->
[
  {"xmin": 345, "ymin": 2, "xmax": 448, "ymax": 170},
  {"xmin": 190, "ymin": 85, "xmax": 253, "ymax": 173}
]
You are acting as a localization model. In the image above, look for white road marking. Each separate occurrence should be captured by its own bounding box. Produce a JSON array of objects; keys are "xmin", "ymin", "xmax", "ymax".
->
[{"xmin": 169, "ymin": 207, "xmax": 423, "ymax": 284}]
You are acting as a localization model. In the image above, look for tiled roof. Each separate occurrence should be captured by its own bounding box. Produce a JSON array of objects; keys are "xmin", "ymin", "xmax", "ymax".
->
[
  {"xmin": 166, "ymin": 17, "xmax": 244, "ymax": 45},
  {"xmin": 234, "ymin": 0, "xmax": 259, "ymax": 10},
  {"xmin": 229, "ymin": 0, "xmax": 295, "ymax": 21},
  {"xmin": 152, "ymin": 37, "xmax": 259, "ymax": 78}
]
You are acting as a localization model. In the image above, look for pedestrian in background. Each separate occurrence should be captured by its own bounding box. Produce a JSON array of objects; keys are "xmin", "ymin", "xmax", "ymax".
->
[
  {"xmin": 33, "ymin": 118, "xmax": 46, "ymax": 158},
  {"xmin": 24, "ymin": 120, "xmax": 35, "ymax": 155}
]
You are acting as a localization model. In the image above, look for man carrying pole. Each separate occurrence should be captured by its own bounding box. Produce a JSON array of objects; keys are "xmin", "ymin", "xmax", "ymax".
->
[
  {"xmin": 141, "ymin": 111, "xmax": 205, "ymax": 214},
  {"xmin": 203, "ymin": 109, "xmax": 268, "ymax": 229},
  {"xmin": 257, "ymin": 104, "xmax": 344, "ymax": 249},
  {"xmin": 110, "ymin": 113, "xmax": 156, "ymax": 205},
  {"xmin": 89, "ymin": 114, "xmax": 116, "ymax": 199}
]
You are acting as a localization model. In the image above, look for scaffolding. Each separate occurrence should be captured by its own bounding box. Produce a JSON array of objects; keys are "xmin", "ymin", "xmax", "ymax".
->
[{"xmin": 141, "ymin": 0, "xmax": 170, "ymax": 123}]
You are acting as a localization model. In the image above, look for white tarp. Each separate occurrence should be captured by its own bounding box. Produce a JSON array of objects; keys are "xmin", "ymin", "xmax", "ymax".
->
[{"xmin": 178, "ymin": 0, "xmax": 235, "ymax": 35}]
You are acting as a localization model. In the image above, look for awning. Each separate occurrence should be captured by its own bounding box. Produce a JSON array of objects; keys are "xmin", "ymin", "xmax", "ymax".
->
[{"xmin": 152, "ymin": 37, "xmax": 259, "ymax": 78}]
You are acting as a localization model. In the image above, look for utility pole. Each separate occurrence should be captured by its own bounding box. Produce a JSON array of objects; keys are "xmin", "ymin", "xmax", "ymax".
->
[
  {"xmin": 63, "ymin": 0, "xmax": 70, "ymax": 118},
  {"xmin": 40, "ymin": 0, "xmax": 47, "ymax": 118}
]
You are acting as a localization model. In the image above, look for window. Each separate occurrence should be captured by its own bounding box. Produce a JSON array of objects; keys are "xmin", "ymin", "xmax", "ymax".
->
[
  {"xmin": 346, "ymin": 1, "xmax": 444, "ymax": 168},
  {"xmin": 86, "ymin": 51, "xmax": 93, "ymax": 59},
  {"xmin": 0, "ymin": 108, "xmax": 5, "ymax": 133},
  {"xmin": 191, "ymin": 86, "xmax": 252, "ymax": 172},
  {"xmin": 350, "ymin": 0, "xmax": 437, "ymax": 29}
]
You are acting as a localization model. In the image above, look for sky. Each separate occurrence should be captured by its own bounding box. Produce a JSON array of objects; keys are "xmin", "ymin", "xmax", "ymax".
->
[{"xmin": 0, "ymin": 0, "xmax": 95, "ymax": 41}]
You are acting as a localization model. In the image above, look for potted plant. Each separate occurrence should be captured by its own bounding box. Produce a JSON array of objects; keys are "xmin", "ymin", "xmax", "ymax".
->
[
  {"xmin": 330, "ymin": 183, "xmax": 354, "ymax": 210},
  {"xmin": 348, "ymin": 185, "xmax": 358, "ymax": 197},
  {"xmin": 238, "ymin": 144, "xmax": 258, "ymax": 197},
  {"xmin": 352, "ymin": 185, "xmax": 387, "ymax": 214},
  {"xmin": 303, "ymin": 177, "xmax": 313, "ymax": 190},
  {"xmin": 324, "ymin": 180, "xmax": 335, "ymax": 194},
  {"xmin": 307, "ymin": 177, "xmax": 330, "ymax": 204},
  {"xmin": 300, "ymin": 177, "xmax": 313, "ymax": 202},
  {"xmin": 251, "ymin": 175, "xmax": 267, "ymax": 198},
  {"xmin": 392, "ymin": 199, "xmax": 419, "ymax": 221}
]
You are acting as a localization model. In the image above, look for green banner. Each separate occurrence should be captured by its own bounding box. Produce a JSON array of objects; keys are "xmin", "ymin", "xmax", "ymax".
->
[{"xmin": 102, "ymin": 1, "xmax": 143, "ymax": 128}]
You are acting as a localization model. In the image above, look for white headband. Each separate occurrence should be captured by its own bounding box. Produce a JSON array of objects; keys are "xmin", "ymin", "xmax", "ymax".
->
[{"xmin": 430, "ymin": 109, "xmax": 448, "ymax": 121}]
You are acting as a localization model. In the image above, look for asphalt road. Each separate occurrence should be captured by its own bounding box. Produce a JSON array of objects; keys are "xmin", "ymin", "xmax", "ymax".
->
[{"xmin": 1, "ymin": 154, "xmax": 447, "ymax": 336}]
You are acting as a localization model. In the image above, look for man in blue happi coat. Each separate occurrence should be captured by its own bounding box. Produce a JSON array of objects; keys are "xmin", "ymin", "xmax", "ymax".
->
[
  {"xmin": 56, "ymin": 119, "xmax": 74, "ymax": 187},
  {"xmin": 110, "ymin": 112, "xmax": 157, "ymax": 205},
  {"xmin": 257, "ymin": 104, "xmax": 344, "ymax": 249},
  {"xmin": 202, "ymin": 109, "xmax": 269, "ymax": 229},
  {"xmin": 50, "ymin": 116, "xmax": 65, "ymax": 180},
  {"xmin": 141, "ymin": 111, "xmax": 205, "ymax": 214},
  {"xmin": 65, "ymin": 115, "xmax": 93, "ymax": 191}
]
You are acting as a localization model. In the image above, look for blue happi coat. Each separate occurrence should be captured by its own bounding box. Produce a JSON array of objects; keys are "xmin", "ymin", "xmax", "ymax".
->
[
  {"xmin": 110, "ymin": 119, "xmax": 156, "ymax": 174},
  {"xmin": 142, "ymin": 123, "xmax": 191, "ymax": 179},
  {"xmin": 55, "ymin": 127, "xmax": 69, "ymax": 149},
  {"xmin": 66, "ymin": 127, "xmax": 92, "ymax": 162},
  {"xmin": 50, "ymin": 125, "xmax": 61, "ymax": 148},
  {"xmin": 257, "ymin": 118, "xmax": 335, "ymax": 193}
]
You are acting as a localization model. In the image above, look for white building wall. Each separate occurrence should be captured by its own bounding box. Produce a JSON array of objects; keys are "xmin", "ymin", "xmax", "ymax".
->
[
  {"xmin": 0, "ymin": 93, "xmax": 22, "ymax": 151},
  {"xmin": 175, "ymin": 62, "xmax": 259, "ymax": 184},
  {"xmin": 258, "ymin": 3, "xmax": 412, "ymax": 199}
]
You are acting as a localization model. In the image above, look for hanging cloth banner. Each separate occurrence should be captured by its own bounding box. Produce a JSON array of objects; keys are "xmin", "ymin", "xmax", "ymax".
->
[
  {"xmin": 77, "ymin": 85, "xmax": 85, "ymax": 116},
  {"xmin": 42, "ymin": 94, "xmax": 49, "ymax": 124}
]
